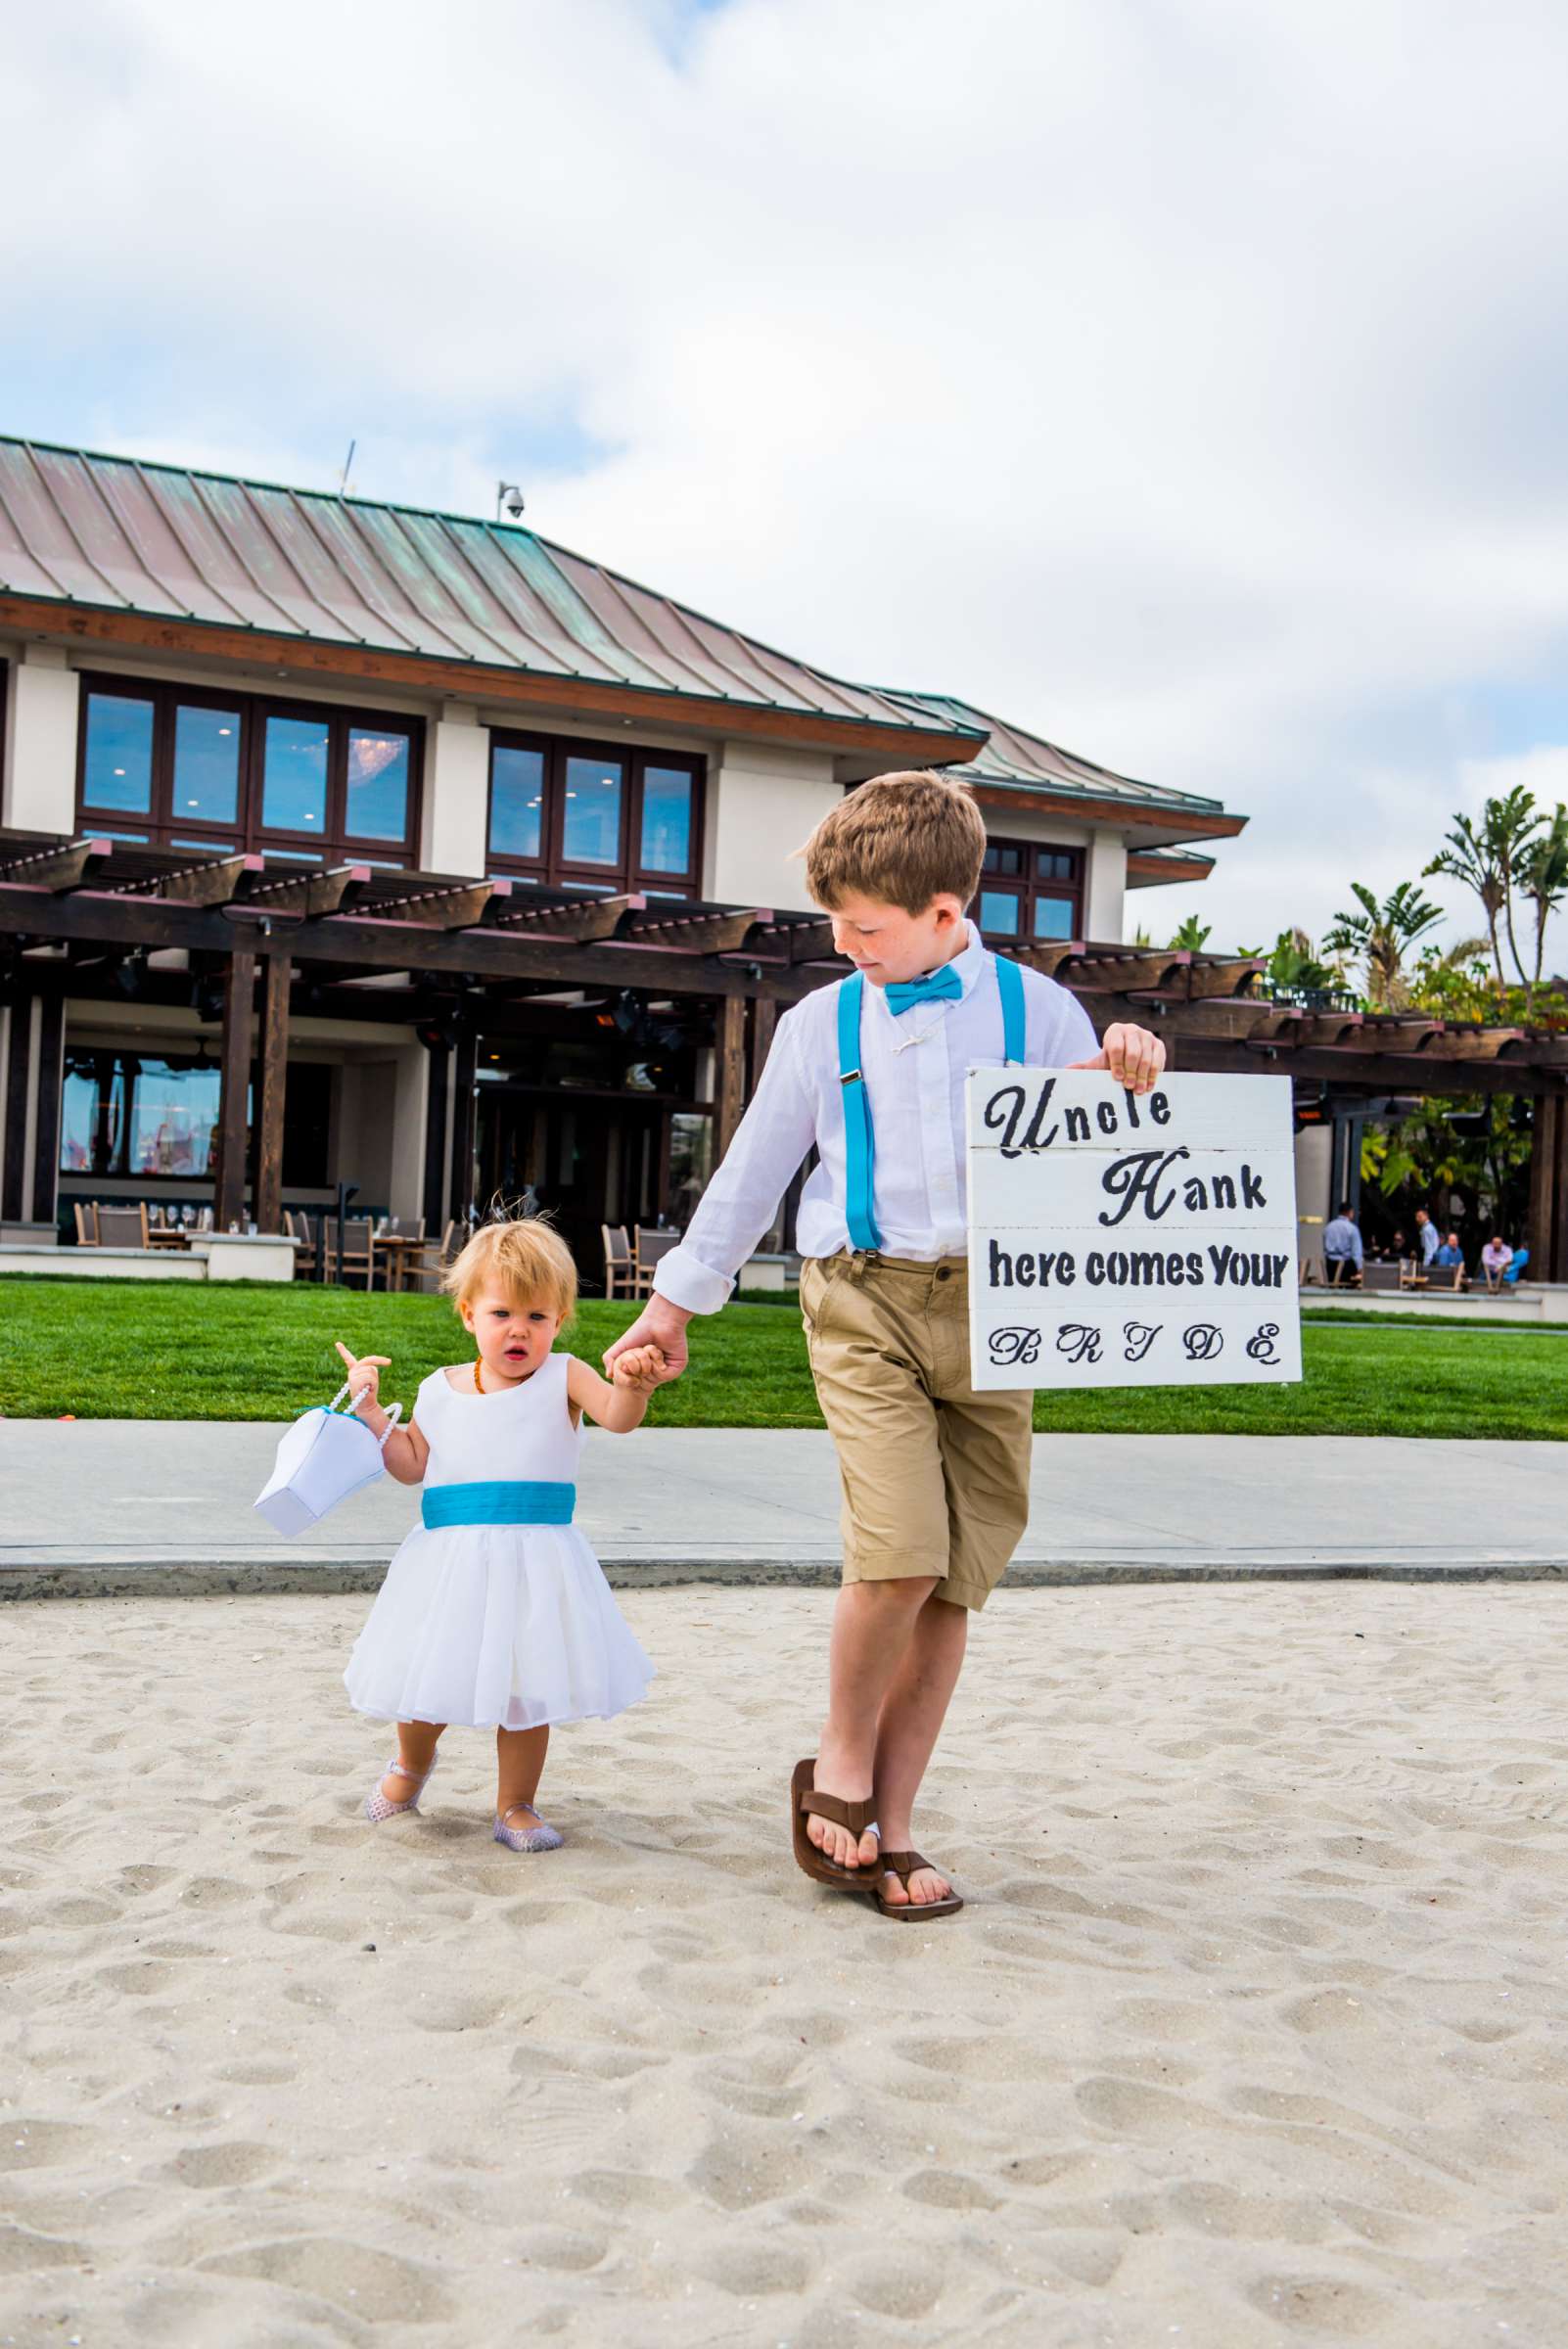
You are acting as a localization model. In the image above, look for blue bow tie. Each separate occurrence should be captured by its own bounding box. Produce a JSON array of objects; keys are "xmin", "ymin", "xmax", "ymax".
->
[{"xmin": 885, "ymin": 964, "xmax": 964, "ymax": 1017}]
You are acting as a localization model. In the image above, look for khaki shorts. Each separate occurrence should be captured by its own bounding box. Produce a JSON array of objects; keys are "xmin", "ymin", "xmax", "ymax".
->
[{"xmin": 799, "ymin": 1252, "xmax": 1033, "ymax": 1612}]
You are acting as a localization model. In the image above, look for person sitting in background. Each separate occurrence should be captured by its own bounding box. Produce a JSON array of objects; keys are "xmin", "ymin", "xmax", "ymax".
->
[
  {"xmin": 1433, "ymin": 1231, "xmax": 1467, "ymax": 1289},
  {"xmin": 1321, "ymin": 1201, "xmax": 1362, "ymax": 1285},
  {"xmin": 1503, "ymin": 1243, "xmax": 1531, "ymax": 1286},
  {"xmin": 1480, "ymin": 1234, "xmax": 1511, "ymax": 1292}
]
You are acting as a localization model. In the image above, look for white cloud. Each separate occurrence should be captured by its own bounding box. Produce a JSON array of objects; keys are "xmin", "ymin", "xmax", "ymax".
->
[{"xmin": 4, "ymin": 0, "xmax": 1568, "ymax": 971}]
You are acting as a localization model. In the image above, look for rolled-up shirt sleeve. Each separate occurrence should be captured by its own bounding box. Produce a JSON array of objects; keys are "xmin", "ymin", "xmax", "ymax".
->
[{"xmin": 654, "ymin": 1008, "xmax": 818, "ymax": 1314}]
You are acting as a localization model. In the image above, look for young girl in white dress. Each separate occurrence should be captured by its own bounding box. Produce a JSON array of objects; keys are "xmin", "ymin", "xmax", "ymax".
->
[{"xmin": 338, "ymin": 1217, "xmax": 660, "ymax": 1852}]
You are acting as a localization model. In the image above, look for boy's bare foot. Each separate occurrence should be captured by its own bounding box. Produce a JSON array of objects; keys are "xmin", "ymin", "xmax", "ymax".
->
[
  {"xmin": 805, "ymin": 1738, "xmax": 879, "ymax": 1871},
  {"xmin": 875, "ymin": 1857, "xmax": 953, "ymax": 1907}
]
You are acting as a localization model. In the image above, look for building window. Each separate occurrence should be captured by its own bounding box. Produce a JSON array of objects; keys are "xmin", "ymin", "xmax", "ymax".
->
[
  {"xmin": 61, "ymin": 1049, "xmax": 331, "ymax": 1185},
  {"xmin": 76, "ymin": 674, "xmax": 422, "ymax": 865},
  {"xmin": 640, "ymin": 764, "xmax": 694, "ymax": 873},
  {"xmin": 63, "ymin": 1051, "xmax": 222, "ymax": 1178},
  {"xmin": 486, "ymin": 732, "xmax": 703, "ymax": 893},
  {"xmin": 562, "ymin": 754, "xmax": 624, "ymax": 866},
  {"xmin": 974, "ymin": 837, "xmax": 1083, "ymax": 944}
]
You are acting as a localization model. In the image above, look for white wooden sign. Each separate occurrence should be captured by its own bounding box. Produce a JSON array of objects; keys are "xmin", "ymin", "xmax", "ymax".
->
[{"xmin": 965, "ymin": 1070, "xmax": 1302, "ymax": 1391}]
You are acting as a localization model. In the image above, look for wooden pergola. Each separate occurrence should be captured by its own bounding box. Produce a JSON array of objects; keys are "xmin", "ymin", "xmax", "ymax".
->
[{"xmin": 4, "ymin": 829, "xmax": 1566, "ymax": 1277}]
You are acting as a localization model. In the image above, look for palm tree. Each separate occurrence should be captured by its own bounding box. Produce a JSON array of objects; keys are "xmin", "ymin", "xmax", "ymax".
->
[
  {"xmin": 1488, "ymin": 785, "xmax": 1546, "ymax": 987},
  {"xmin": 1324, "ymin": 881, "xmax": 1446, "ymax": 1010},
  {"xmin": 1520, "ymin": 803, "xmax": 1568, "ymax": 1016},
  {"xmin": 1425, "ymin": 811, "xmax": 1507, "ymax": 985}
]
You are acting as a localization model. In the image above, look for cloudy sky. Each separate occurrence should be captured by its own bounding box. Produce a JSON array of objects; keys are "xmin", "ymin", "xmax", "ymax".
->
[{"xmin": 5, "ymin": 0, "xmax": 1567, "ymax": 971}]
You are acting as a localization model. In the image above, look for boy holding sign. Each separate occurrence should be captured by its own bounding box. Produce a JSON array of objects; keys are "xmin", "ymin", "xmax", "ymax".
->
[{"xmin": 605, "ymin": 772, "xmax": 1164, "ymax": 1917}]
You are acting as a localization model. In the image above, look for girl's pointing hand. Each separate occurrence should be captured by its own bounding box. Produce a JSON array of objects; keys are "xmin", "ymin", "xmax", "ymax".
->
[{"xmin": 335, "ymin": 1340, "xmax": 392, "ymax": 1409}]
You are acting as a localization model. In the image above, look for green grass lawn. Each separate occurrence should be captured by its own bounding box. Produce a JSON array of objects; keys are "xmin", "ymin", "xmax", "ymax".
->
[{"xmin": 0, "ymin": 1275, "xmax": 1561, "ymax": 1438}]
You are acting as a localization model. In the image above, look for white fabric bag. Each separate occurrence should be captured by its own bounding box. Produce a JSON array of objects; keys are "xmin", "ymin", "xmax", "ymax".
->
[{"xmin": 254, "ymin": 1382, "xmax": 403, "ymax": 1537}]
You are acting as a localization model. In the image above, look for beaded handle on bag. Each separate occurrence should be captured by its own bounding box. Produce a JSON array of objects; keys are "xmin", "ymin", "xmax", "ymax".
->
[{"xmin": 327, "ymin": 1382, "xmax": 403, "ymax": 1451}]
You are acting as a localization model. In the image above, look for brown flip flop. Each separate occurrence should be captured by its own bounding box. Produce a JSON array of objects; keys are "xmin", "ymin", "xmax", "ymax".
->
[
  {"xmin": 873, "ymin": 1851, "xmax": 964, "ymax": 1921},
  {"xmin": 790, "ymin": 1757, "xmax": 879, "ymax": 1894}
]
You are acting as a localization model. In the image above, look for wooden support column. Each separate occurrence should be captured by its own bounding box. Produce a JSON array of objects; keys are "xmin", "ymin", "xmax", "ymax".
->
[
  {"xmin": 211, "ymin": 950, "xmax": 255, "ymax": 1231},
  {"xmin": 655, "ymin": 1108, "xmax": 673, "ymax": 1225},
  {"xmin": 2, "ymin": 991, "xmax": 32, "ymax": 1221},
  {"xmin": 448, "ymin": 1022, "xmax": 478, "ymax": 1225},
  {"xmin": 715, "ymin": 992, "xmax": 747, "ymax": 1160},
  {"xmin": 750, "ymin": 995, "xmax": 777, "ymax": 1091},
  {"xmin": 421, "ymin": 1037, "xmax": 450, "ymax": 1233},
  {"xmin": 254, "ymin": 951, "xmax": 292, "ymax": 1234},
  {"xmin": 1527, "ymin": 1093, "xmax": 1566, "ymax": 1284},
  {"xmin": 29, "ymin": 992, "xmax": 65, "ymax": 1232}
]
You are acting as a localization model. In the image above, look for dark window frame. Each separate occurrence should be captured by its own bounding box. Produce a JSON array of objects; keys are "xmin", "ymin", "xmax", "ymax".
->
[
  {"xmin": 486, "ymin": 728, "xmax": 704, "ymax": 894},
  {"xmin": 974, "ymin": 834, "xmax": 1084, "ymax": 944},
  {"xmin": 75, "ymin": 671, "xmax": 424, "ymax": 866}
]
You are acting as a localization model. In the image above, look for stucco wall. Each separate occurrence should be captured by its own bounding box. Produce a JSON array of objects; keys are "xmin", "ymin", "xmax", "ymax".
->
[
  {"xmin": 2, "ymin": 645, "xmax": 79, "ymax": 833},
  {"xmin": 703, "ymin": 741, "xmax": 842, "ymax": 912}
]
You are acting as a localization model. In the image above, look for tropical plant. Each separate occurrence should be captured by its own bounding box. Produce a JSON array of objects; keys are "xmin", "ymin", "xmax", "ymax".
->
[
  {"xmin": 1169, "ymin": 914, "xmax": 1212, "ymax": 952},
  {"xmin": 1424, "ymin": 809, "xmax": 1510, "ymax": 986},
  {"xmin": 1424, "ymin": 786, "xmax": 1566, "ymax": 1003},
  {"xmin": 1323, "ymin": 881, "xmax": 1446, "ymax": 1010},
  {"xmin": 1519, "ymin": 803, "xmax": 1568, "ymax": 1016},
  {"xmin": 1360, "ymin": 1094, "xmax": 1533, "ymax": 1235}
]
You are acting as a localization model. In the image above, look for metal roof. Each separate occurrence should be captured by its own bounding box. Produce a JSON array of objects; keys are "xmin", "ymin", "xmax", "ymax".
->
[
  {"xmin": 886, "ymin": 689, "xmax": 1230, "ymax": 818},
  {"xmin": 0, "ymin": 436, "xmax": 970, "ymax": 743}
]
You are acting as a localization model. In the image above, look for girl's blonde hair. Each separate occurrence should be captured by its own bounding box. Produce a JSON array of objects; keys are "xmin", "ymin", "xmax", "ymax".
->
[{"xmin": 441, "ymin": 1217, "xmax": 577, "ymax": 1322}]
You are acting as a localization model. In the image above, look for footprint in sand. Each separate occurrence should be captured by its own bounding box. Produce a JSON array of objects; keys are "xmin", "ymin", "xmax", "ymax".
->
[
  {"xmin": 37, "ymin": 1896, "xmax": 121, "ymax": 1929},
  {"xmin": 688, "ymin": 2128, "xmax": 814, "ymax": 2212},
  {"xmin": 1248, "ymin": 2272, "xmax": 1393, "ymax": 2335},
  {"xmin": 0, "ymin": 2220, "xmax": 91, "ymax": 2274},
  {"xmin": 169, "ymin": 2141, "xmax": 278, "ymax": 2188},
  {"xmin": 844, "ymin": 2252, "xmax": 945, "ymax": 2320},
  {"xmin": 568, "ymin": 2169, "xmax": 683, "ymax": 2215},
  {"xmin": 0, "ymin": 2119, "xmax": 97, "ymax": 2173},
  {"xmin": 509, "ymin": 2225, "xmax": 609, "ymax": 2273},
  {"xmin": 199, "ymin": 2237, "xmax": 454, "ymax": 2324},
  {"xmin": 703, "ymin": 2240, "xmax": 812, "ymax": 2297},
  {"xmin": 178, "ymin": 1875, "xmax": 253, "ymax": 1910},
  {"xmin": 112, "ymin": 1865, "xmax": 179, "ymax": 1897},
  {"xmin": 94, "ymin": 1958, "xmax": 175, "ymax": 1997},
  {"xmin": 412, "ymin": 1991, "xmax": 512, "ymax": 2034},
  {"xmin": 900, "ymin": 2167, "xmax": 1001, "ymax": 2212}
]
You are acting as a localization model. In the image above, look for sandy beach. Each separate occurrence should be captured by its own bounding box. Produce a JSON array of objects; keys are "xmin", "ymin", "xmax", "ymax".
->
[{"xmin": 3, "ymin": 1582, "xmax": 1565, "ymax": 2348}]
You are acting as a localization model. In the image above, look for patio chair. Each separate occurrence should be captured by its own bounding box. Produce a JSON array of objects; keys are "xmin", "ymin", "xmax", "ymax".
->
[
  {"xmin": 72, "ymin": 1202, "xmax": 100, "ymax": 1246},
  {"xmin": 602, "ymin": 1223, "xmax": 646, "ymax": 1299},
  {"xmin": 633, "ymin": 1226, "xmax": 679, "ymax": 1289},
  {"xmin": 286, "ymin": 1210, "xmax": 319, "ymax": 1277},
  {"xmin": 334, "ymin": 1216, "xmax": 378, "ymax": 1290},
  {"xmin": 97, "ymin": 1204, "xmax": 150, "ymax": 1249}
]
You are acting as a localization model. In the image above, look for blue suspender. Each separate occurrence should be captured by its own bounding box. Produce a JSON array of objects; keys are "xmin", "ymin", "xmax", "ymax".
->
[
  {"xmin": 837, "ymin": 953, "xmax": 1026, "ymax": 1253},
  {"xmin": 839, "ymin": 971, "xmax": 883, "ymax": 1252},
  {"xmin": 993, "ymin": 952, "xmax": 1027, "ymax": 1065}
]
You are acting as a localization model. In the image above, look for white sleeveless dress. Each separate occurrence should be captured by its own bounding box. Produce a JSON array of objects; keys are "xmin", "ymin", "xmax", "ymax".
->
[{"xmin": 343, "ymin": 1353, "xmax": 653, "ymax": 1730}]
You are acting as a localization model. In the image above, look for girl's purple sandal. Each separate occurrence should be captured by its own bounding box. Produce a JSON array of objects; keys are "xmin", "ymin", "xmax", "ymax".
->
[
  {"xmin": 494, "ymin": 1802, "xmax": 563, "ymax": 1853},
  {"xmin": 363, "ymin": 1756, "xmax": 436, "ymax": 1822}
]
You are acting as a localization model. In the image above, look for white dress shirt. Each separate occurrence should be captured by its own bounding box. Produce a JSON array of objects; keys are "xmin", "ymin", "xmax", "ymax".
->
[{"xmin": 655, "ymin": 926, "xmax": 1099, "ymax": 1313}]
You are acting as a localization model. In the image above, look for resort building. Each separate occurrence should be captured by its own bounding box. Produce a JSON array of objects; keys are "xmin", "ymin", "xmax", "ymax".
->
[{"xmin": 0, "ymin": 435, "xmax": 1244, "ymax": 1273}]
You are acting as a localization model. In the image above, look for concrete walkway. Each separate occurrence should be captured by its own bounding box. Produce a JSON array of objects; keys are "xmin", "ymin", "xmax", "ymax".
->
[{"xmin": 1, "ymin": 1421, "xmax": 1563, "ymax": 1597}]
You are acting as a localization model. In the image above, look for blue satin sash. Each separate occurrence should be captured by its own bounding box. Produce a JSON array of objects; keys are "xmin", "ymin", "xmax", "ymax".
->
[{"xmin": 422, "ymin": 1480, "xmax": 576, "ymax": 1529}]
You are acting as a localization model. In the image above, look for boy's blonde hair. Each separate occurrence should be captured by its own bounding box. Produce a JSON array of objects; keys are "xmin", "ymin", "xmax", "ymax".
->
[
  {"xmin": 803, "ymin": 770, "xmax": 988, "ymax": 916},
  {"xmin": 441, "ymin": 1217, "xmax": 577, "ymax": 1322}
]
